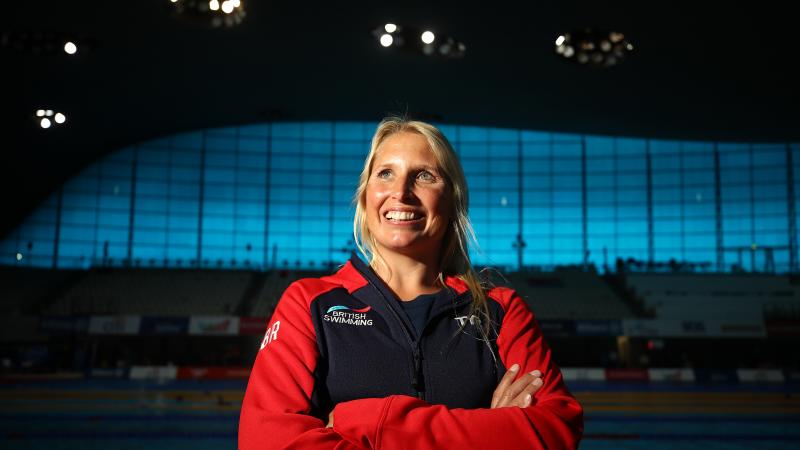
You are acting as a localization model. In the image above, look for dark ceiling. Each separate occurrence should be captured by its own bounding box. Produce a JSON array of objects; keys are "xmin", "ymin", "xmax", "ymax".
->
[{"xmin": 1, "ymin": 1, "xmax": 798, "ymax": 238}]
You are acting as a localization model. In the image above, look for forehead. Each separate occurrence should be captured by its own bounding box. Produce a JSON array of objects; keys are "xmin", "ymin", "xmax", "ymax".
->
[{"xmin": 374, "ymin": 132, "xmax": 438, "ymax": 166}]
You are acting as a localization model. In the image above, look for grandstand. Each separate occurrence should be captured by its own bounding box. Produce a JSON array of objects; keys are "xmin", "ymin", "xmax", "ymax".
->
[
  {"xmin": 625, "ymin": 273, "xmax": 800, "ymax": 321},
  {"xmin": 248, "ymin": 269, "xmax": 328, "ymax": 317},
  {"xmin": 43, "ymin": 269, "xmax": 254, "ymax": 316},
  {"xmin": 506, "ymin": 268, "xmax": 634, "ymax": 319},
  {"xmin": 0, "ymin": 268, "xmax": 79, "ymax": 315}
]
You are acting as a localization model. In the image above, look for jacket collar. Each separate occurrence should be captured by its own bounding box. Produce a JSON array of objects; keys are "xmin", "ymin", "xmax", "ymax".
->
[{"xmin": 338, "ymin": 253, "xmax": 470, "ymax": 296}]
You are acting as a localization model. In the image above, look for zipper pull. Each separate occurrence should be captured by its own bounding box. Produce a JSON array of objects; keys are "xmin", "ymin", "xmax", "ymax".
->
[{"xmin": 411, "ymin": 348, "xmax": 422, "ymax": 394}]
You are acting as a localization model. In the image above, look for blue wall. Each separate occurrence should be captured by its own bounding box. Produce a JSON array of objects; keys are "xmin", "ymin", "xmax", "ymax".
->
[{"xmin": 2, "ymin": 122, "xmax": 798, "ymax": 272}]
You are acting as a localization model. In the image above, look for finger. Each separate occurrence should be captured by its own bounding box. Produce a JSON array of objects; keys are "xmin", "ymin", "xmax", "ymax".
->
[
  {"xmin": 514, "ymin": 376, "xmax": 544, "ymax": 408},
  {"xmin": 491, "ymin": 363, "xmax": 520, "ymax": 408},
  {"xmin": 497, "ymin": 370, "xmax": 542, "ymax": 408},
  {"xmin": 326, "ymin": 410, "xmax": 334, "ymax": 428}
]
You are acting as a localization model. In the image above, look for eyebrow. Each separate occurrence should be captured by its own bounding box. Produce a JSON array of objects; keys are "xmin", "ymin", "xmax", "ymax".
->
[{"xmin": 373, "ymin": 162, "xmax": 440, "ymax": 172}]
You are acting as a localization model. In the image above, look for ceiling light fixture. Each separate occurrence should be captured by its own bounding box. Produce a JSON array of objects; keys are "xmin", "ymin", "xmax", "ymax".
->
[
  {"xmin": 35, "ymin": 109, "xmax": 66, "ymax": 129},
  {"xmin": 554, "ymin": 29, "xmax": 633, "ymax": 68},
  {"xmin": 168, "ymin": 0, "xmax": 246, "ymax": 28},
  {"xmin": 371, "ymin": 24, "xmax": 465, "ymax": 59},
  {"xmin": 1, "ymin": 31, "xmax": 94, "ymax": 55}
]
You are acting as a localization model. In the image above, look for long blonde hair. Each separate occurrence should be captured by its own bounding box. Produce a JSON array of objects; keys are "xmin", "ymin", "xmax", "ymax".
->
[{"xmin": 353, "ymin": 117, "xmax": 491, "ymax": 329}]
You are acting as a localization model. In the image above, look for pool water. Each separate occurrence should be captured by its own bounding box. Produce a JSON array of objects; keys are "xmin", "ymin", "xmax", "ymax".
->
[{"xmin": 2, "ymin": 380, "xmax": 798, "ymax": 449}]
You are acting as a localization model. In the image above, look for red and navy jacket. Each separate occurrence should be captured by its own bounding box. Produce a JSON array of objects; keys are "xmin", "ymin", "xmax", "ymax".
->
[{"xmin": 239, "ymin": 256, "xmax": 583, "ymax": 450}]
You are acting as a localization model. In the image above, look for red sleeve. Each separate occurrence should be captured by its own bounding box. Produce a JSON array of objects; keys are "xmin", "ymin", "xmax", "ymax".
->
[
  {"xmin": 330, "ymin": 288, "xmax": 583, "ymax": 450},
  {"xmin": 238, "ymin": 281, "xmax": 365, "ymax": 450}
]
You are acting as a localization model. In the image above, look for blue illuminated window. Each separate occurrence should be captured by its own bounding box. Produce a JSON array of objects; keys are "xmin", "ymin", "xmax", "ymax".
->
[{"xmin": 1, "ymin": 122, "xmax": 797, "ymax": 273}]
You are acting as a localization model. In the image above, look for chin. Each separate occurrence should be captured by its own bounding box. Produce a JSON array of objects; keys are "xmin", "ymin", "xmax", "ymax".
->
[{"xmin": 376, "ymin": 237, "xmax": 438, "ymax": 257}]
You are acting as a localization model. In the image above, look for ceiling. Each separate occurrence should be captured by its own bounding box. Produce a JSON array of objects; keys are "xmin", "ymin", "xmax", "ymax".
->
[{"xmin": 1, "ymin": 1, "xmax": 798, "ymax": 238}]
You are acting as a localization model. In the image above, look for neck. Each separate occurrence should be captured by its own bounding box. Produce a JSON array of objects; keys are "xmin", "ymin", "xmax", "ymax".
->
[{"xmin": 371, "ymin": 250, "xmax": 443, "ymax": 301}]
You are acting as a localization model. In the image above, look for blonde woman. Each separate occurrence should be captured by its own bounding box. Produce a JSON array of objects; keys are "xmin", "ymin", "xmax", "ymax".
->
[{"xmin": 240, "ymin": 118, "xmax": 583, "ymax": 449}]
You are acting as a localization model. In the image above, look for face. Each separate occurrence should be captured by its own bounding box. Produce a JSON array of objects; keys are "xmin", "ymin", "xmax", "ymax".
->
[{"xmin": 365, "ymin": 132, "xmax": 451, "ymax": 260}]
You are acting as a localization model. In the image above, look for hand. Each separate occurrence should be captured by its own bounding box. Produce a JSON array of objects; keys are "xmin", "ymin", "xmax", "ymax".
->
[
  {"xmin": 490, "ymin": 363, "xmax": 543, "ymax": 409},
  {"xmin": 326, "ymin": 410, "xmax": 334, "ymax": 428}
]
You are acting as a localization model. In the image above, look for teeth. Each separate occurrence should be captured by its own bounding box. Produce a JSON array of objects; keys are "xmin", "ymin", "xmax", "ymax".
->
[{"xmin": 386, "ymin": 211, "xmax": 418, "ymax": 221}]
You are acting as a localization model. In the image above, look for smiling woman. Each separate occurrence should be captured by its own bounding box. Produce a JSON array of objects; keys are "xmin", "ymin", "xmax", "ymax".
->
[
  {"xmin": 239, "ymin": 117, "xmax": 584, "ymax": 450},
  {"xmin": 362, "ymin": 132, "xmax": 452, "ymax": 295}
]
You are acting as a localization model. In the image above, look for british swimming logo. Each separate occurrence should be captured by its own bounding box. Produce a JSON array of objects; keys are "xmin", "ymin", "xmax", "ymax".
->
[
  {"xmin": 324, "ymin": 305, "xmax": 373, "ymax": 326},
  {"xmin": 326, "ymin": 305, "xmax": 371, "ymax": 314}
]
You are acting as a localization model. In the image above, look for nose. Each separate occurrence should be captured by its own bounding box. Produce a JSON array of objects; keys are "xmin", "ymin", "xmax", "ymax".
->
[{"xmin": 389, "ymin": 173, "xmax": 415, "ymax": 201}]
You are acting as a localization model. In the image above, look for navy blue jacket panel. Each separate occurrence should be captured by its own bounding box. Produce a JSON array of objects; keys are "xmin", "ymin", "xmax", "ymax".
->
[{"xmin": 307, "ymin": 256, "xmax": 507, "ymax": 417}]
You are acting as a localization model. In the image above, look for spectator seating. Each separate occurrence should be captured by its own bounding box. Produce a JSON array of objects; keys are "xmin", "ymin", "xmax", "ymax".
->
[
  {"xmin": 45, "ymin": 269, "xmax": 253, "ymax": 315},
  {"xmin": 625, "ymin": 273, "xmax": 800, "ymax": 320},
  {"xmin": 505, "ymin": 267, "xmax": 634, "ymax": 319}
]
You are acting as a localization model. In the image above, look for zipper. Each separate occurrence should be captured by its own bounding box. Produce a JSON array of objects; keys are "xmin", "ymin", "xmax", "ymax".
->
[
  {"xmin": 411, "ymin": 346, "xmax": 423, "ymax": 399},
  {"xmin": 349, "ymin": 259, "xmax": 426, "ymax": 399}
]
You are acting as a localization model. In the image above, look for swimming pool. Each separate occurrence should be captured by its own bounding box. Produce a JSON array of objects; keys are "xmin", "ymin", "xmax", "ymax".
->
[{"xmin": 2, "ymin": 380, "xmax": 797, "ymax": 449}]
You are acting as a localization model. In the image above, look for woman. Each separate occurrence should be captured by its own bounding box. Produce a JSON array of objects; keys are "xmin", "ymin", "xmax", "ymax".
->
[{"xmin": 239, "ymin": 118, "xmax": 583, "ymax": 449}]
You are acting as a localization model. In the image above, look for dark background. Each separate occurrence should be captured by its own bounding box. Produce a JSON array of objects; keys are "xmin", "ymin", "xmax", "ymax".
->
[{"xmin": 2, "ymin": 0, "xmax": 798, "ymax": 239}]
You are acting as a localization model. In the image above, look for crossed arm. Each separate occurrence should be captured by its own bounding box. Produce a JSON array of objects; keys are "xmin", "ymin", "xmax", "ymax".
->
[{"xmin": 238, "ymin": 285, "xmax": 583, "ymax": 450}]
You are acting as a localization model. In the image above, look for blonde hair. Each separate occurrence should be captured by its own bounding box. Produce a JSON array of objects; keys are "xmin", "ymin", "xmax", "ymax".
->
[{"xmin": 353, "ymin": 117, "xmax": 491, "ymax": 330}]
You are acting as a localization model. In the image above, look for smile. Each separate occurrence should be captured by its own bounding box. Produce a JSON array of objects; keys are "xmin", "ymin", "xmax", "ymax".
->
[{"xmin": 384, "ymin": 210, "xmax": 425, "ymax": 223}]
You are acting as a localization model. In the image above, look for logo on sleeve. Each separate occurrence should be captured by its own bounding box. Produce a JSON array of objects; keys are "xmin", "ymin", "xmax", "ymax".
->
[
  {"xmin": 324, "ymin": 305, "xmax": 373, "ymax": 326},
  {"xmin": 260, "ymin": 321, "xmax": 280, "ymax": 350}
]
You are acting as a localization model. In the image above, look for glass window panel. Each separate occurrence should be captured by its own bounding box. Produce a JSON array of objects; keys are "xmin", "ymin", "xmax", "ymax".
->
[
  {"xmin": 206, "ymin": 135, "xmax": 235, "ymax": 151},
  {"xmin": 754, "ymin": 232, "xmax": 788, "ymax": 246},
  {"xmin": 617, "ymin": 190, "xmax": 646, "ymax": 203},
  {"xmin": 520, "ymin": 130, "xmax": 550, "ymax": 142},
  {"xmin": 552, "ymin": 143, "xmax": 581, "ymax": 157},
  {"xmin": 522, "ymin": 176, "xmax": 552, "ymax": 189},
  {"xmin": 617, "ymin": 157, "xmax": 646, "ymax": 171},
  {"xmin": 172, "ymin": 150, "xmax": 201, "ymax": 166},
  {"xmin": 586, "ymin": 157, "xmax": 614, "ymax": 172},
  {"xmin": 684, "ymin": 220, "xmax": 715, "ymax": 233},
  {"xmin": 273, "ymin": 155, "xmax": 301, "ymax": 170},
  {"xmin": 137, "ymin": 164, "xmax": 171, "ymax": 181},
  {"xmin": 721, "ymin": 185, "xmax": 751, "ymax": 200},
  {"xmin": 205, "ymin": 184, "xmax": 235, "ymax": 199},
  {"xmin": 617, "ymin": 138, "xmax": 646, "ymax": 155},
  {"xmin": 586, "ymin": 174, "xmax": 614, "ymax": 188},
  {"xmin": 720, "ymin": 152, "xmax": 750, "ymax": 167},
  {"xmin": 137, "ymin": 181, "xmax": 169, "ymax": 196},
  {"xmin": 651, "ymin": 172, "xmax": 679, "ymax": 187},
  {"xmin": 649, "ymin": 140, "xmax": 680, "ymax": 155},
  {"xmin": 752, "ymin": 149, "xmax": 785, "ymax": 166},
  {"xmin": 684, "ymin": 204, "xmax": 714, "ymax": 217},
  {"xmin": 754, "ymin": 184, "xmax": 785, "ymax": 199},
  {"xmin": 168, "ymin": 216, "xmax": 197, "ymax": 229},
  {"xmin": 204, "ymin": 201, "xmax": 235, "ymax": 216},
  {"xmin": 683, "ymin": 154, "xmax": 714, "ymax": 169},
  {"xmin": 754, "ymin": 201, "xmax": 787, "ymax": 216},
  {"xmin": 653, "ymin": 189, "xmax": 680, "ymax": 203},
  {"xmin": 654, "ymin": 219, "xmax": 682, "ymax": 233},
  {"xmin": 61, "ymin": 209, "xmax": 97, "ymax": 225},
  {"xmin": 552, "ymin": 175, "xmax": 581, "ymax": 189},
  {"xmin": 754, "ymin": 168, "xmax": 786, "ymax": 183},
  {"xmin": 617, "ymin": 221, "xmax": 647, "ymax": 233},
  {"xmin": 134, "ymin": 230, "xmax": 167, "ymax": 245},
  {"xmin": 617, "ymin": 206, "xmax": 646, "ymax": 220},
  {"xmin": 552, "ymin": 222, "xmax": 582, "ymax": 235},
  {"xmin": 683, "ymin": 171, "xmax": 713, "ymax": 185},
  {"xmin": 589, "ymin": 221, "xmax": 616, "ymax": 234},
  {"xmin": 723, "ymin": 218, "xmax": 752, "ymax": 232},
  {"xmin": 98, "ymin": 211, "xmax": 130, "ymax": 226},
  {"xmin": 585, "ymin": 136, "xmax": 614, "ymax": 155}
]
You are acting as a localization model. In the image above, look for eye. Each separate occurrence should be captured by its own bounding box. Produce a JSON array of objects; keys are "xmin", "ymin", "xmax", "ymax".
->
[
  {"xmin": 417, "ymin": 170, "xmax": 436, "ymax": 182},
  {"xmin": 376, "ymin": 169, "xmax": 392, "ymax": 179}
]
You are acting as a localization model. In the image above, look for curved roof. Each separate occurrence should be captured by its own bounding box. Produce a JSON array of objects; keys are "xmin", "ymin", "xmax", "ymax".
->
[{"xmin": 1, "ymin": 1, "xmax": 798, "ymax": 237}]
